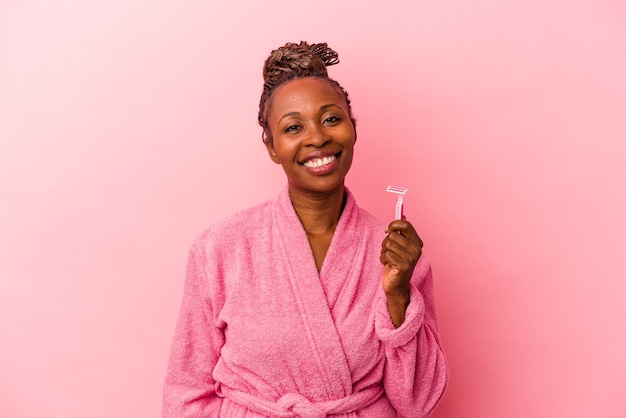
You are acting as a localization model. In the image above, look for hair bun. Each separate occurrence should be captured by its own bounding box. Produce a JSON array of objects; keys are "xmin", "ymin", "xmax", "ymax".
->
[
  {"xmin": 262, "ymin": 41, "xmax": 340, "ymax": 87},
  {"xmin": 309, "ymin": 43, "xmax": 340, "ymax": 66}
]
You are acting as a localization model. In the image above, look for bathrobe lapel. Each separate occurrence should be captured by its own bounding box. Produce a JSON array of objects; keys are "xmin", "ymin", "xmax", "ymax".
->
[
  {"xmin": 273, "ymin": 187, "xmax": 363, "ymax": 398},
  {"xmin": 317, "ymin": 189, "xmax": 365, "ymax": 312}
]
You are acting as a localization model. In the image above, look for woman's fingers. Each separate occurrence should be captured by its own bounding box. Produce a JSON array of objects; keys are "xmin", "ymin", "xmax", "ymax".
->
[
  {"xmin": 386, "ymin": 219, "xmax": 423, "ymax": 246},
  {"xmin": 380, "ymin": 218, "xmax": 423, "ymax": 284}
]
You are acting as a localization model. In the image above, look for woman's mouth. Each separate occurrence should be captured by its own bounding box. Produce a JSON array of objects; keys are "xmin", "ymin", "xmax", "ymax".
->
[
  {"xmin": 302, "ymin": 154, "xmax": 337, "ymax": 168},
  {"xmin": 300, "ymin": 152, "xmax": 341, "ymax": 175}
]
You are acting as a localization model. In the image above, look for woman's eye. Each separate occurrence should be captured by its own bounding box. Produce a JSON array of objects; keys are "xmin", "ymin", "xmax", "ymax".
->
[
  {"xmin": 285, "ymin": 125, "xmax": 301, "ymax": 133},
  {"xmin": 324, "ymin": 116, "xmax": 340, "ymax": 124}
]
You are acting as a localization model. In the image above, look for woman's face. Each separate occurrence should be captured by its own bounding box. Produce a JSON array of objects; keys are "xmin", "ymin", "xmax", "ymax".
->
[{"xmin": 265, "ymin": 77, "xmax": 356, "ymax": 196}]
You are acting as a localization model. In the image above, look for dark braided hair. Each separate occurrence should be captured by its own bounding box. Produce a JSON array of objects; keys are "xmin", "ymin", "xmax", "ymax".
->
[{"xmin": 258, "ymin": 41, "xmax": 355, "ymax": 144}]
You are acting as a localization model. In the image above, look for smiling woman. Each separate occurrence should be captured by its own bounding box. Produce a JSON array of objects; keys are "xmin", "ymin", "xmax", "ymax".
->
[{"xmin": 162, "ymin": 41, "xmax": 448, "ymax": 418}]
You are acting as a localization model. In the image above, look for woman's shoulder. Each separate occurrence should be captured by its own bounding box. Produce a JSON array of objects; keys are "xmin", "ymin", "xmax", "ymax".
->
[
  {"xmin": 191, "ymin": 198, "xmax": 275, "ymax": 251},
  {"xmin": 353, "ymin": 203, "xmax": 388, "ymax": 238},
  {"xmin": 344, "ymin": 187, "xmax": 388, "ymax": 231},
  {"xmin": 359, "ymin": 207, "xmax": 388, "ymax": 229}
]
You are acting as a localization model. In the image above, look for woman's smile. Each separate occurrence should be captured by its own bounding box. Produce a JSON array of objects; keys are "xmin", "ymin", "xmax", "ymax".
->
[{"xmin": 301, "ymin": 153, "xmax": 337, "ymax": 168}]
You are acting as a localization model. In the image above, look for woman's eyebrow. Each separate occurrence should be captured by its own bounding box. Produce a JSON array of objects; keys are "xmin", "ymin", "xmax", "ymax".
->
[
  {"xmin": 320, "ymin": 103, "xmax": 340, "ymax": 111},
  {"xmin": 278, "ymin": 111, "xmax": 300, "ymax": 124}
]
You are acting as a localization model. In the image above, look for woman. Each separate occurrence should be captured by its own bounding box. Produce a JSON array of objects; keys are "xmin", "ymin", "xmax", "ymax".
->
[{"xmin": 163, "ymin": 41, "xmax": 448, "ymax": 417}]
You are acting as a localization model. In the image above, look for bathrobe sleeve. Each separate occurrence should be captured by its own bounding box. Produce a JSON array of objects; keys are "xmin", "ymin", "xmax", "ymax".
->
[
  {"xmin": 162, "ymin": 242, "xmax": 225, "ymax": 417},
  {"xmin": 375, "ymin": 256, "xmax": 448, "ymax": 418}
]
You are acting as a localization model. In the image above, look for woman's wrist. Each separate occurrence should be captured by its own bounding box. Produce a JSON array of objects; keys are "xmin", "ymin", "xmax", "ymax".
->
[{"xmin": 386, "ymin": 290, "xmax": 410, "ymax": 328}]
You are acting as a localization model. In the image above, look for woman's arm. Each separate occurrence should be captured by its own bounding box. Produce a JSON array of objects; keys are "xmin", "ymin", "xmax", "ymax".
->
[
  {"xmin": 162, "ymin": 245, "xmax": 225, "ymax": 417},
  {"xmin": 376, "ymin": 260, "xmax": 448, "ymax": 418},
  {"xmin": 378, "ymin": 220, "xmax": 448, "ymax": 417}
]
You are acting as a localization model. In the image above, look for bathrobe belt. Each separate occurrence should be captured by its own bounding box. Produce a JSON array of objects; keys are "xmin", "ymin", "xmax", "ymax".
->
[{"xmin": 216, "ymin": 382, "xmax": 385, "ymax": 418}]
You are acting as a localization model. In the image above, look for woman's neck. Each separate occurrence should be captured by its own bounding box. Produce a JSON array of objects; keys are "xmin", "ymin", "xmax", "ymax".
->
[{"xmin": 288, "ymin": 185, "xmax": 346, "ymax": 234}]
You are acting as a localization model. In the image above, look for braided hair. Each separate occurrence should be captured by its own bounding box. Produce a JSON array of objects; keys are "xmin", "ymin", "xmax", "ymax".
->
[{"xmin": 258, "ymin": 41, "xmax": 355, "ymax": 144}]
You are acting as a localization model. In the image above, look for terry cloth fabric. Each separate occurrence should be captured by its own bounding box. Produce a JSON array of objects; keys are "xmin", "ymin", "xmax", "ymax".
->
[{"xmin": 163, "ymin": 186, "xmax": 448, "ymax": 417}]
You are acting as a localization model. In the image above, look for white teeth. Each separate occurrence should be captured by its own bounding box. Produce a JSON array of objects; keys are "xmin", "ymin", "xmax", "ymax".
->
[{"xmin": 303, "ymin": 155, "xmax": 336, "ymax": 168}]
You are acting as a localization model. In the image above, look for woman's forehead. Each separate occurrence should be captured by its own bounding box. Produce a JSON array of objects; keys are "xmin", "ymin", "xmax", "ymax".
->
[{"xmin": 270, "ymin": 78, "xmax": 347, "ymax": 115}]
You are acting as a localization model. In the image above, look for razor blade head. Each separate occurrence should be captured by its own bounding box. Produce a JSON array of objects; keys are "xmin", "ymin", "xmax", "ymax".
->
[{"xmin": 386, "ymin": 185, "xmax": 408, "ymax": 195}]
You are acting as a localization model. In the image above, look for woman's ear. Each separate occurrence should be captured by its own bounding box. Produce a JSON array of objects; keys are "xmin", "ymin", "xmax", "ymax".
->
[{"xmin": 264, "ymin": 140, "xmax": 281, "ymax": 164}]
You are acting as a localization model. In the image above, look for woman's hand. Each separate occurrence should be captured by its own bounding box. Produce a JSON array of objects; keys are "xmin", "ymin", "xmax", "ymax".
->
[{"xmin": 380, "ymin": 218, "xmax": 423, "ymax": 327}]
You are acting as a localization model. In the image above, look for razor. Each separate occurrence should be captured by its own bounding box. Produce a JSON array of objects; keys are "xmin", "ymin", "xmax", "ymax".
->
[{"xmin": 386, "ymin": 185, "xmax": 408, "ymax": 220}]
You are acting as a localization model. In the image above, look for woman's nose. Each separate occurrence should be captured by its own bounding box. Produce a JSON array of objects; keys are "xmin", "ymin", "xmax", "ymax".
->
[{"xmin": 304, "ymin": 125, "xmax": 330, "ymax": 147}]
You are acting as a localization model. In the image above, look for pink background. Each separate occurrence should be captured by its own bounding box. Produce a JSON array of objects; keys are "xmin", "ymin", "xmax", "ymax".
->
[{"xmin": 1, "ymin": 1, "xmax": 625, "ymax": 417}]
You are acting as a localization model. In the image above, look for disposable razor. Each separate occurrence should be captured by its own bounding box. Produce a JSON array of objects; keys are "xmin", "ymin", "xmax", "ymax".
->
[{"xmin": 386, "ymin": 186, "xmax": 408, "ymax": 220}]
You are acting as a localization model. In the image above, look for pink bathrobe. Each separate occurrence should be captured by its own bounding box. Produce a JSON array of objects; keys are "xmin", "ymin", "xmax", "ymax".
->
[{"xmin": 163, "ymin": 187, "xmax": 448, "ymax": 417}]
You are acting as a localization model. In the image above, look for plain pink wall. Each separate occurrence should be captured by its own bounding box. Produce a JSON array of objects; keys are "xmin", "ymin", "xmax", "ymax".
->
[{"xmin": 1, "ymin": 1, "xmax": 625, "ymax": 417}]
